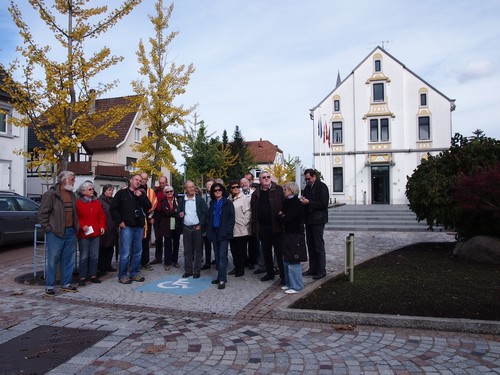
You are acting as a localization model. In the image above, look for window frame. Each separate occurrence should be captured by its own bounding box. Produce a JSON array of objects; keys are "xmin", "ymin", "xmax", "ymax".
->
[
  {"xmin": 373, "ymin": 83, "xmax": 385, "ymax": 102},
  {"xmin": 420, "ymin": 93, "xmax": 427, "ymax": 106},
  {"xmin": 332, "ymin": 167, "xmax": 343, "ymax": 193},
  {"xmin": 332, "ymin": 121, "xmax": 343, "ymax": 144},
  {"xmin": 369, "ymin": 118, "xmax": 390, "ymax": 143},
  {"xmin": 418, "ymin": 116, "xmax": 430, "ymax": 140},
  {"xmin": 134, "ymin": 128, "xmax": 141, "ymax": 143},
  {"xmin": 374, "ymin": 59, "xmax": 381, "ymax": 72},
  {"xmin": 333, "ymin": 99, "xmax": 340, "ymax": 112}
]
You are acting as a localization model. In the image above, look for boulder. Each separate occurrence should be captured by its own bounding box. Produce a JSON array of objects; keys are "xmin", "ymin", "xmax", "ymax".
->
[{"xmin": 454, "ymin": 236, "xmax": 500, "ymax": 265}]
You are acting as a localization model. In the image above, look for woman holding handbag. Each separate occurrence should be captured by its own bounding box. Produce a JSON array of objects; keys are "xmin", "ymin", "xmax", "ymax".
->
[
  {"xmin": 278, "ymin": 182, "xmax": 307, "ymax": 294},
  {"xmin": 155, "ymin": 185, "xmax": 180, "ymax": 270}
]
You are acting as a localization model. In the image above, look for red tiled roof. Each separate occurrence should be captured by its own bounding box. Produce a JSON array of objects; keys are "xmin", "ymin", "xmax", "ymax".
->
[
  {"xmin": 83, "ymin": 95, "xmax": 140, "ymax": 151},
  {"xmin": 245, "ymin": 139, "xmax": 282, "ymax": 164}
]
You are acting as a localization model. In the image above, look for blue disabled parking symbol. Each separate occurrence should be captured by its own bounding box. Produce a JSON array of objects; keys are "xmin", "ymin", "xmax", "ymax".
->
[{"xmin": 136, "ymin": 275, "xmax": 212, "ymax": 295}]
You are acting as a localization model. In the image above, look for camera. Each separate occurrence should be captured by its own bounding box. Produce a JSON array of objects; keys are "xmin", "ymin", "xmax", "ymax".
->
[{"xmin": 134, "ymin": 209, "xmax": 141, "ymax": 219}]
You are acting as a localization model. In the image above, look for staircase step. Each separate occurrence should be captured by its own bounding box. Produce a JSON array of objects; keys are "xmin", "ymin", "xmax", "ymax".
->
[{"xmin": 325, "ymin": 204, "xmax": 434, "ymax": 232}]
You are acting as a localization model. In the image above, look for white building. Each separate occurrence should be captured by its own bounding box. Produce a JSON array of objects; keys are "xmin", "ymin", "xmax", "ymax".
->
[
  {"xmin": 310, "ymin": 46, "xmax": 455, "ymax": 205},
  {"xmin": 0, "ymin": 69, "xmax": 27, "ymax": 194}
]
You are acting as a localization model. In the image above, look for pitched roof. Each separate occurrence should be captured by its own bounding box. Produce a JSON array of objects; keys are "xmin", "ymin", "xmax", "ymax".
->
[
  {"xmin": 310, "ymin": 46, "xmax": 455, "ymax": 111},
  {"xmin": 27, "ymin": 95, "xmax": 141, "ymax": 152},
  {"xmin": 83, "ymin": 95, "xmax": 140, "ymax": 151},
  {"xmin": 245, "ymin": 139, "xmax": 282, "ymax": 164}
]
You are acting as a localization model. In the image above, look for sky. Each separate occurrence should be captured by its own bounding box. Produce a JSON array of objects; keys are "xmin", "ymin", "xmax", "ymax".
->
[{"xmin": 1, "ymin": 0, "xmax": 499, "ymax": 168}]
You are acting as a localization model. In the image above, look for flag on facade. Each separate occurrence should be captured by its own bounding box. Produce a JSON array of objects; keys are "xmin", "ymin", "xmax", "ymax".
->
[
  {"xmin": 323, "ymin": 121, "xmax": 327, "ymax": 143},
  {"xmin": 328, "ymin": 122, "xmax": 331, "ymax": 147}
]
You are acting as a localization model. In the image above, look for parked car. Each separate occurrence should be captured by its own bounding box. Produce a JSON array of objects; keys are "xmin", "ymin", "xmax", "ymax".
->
[{"xmin": 0, "ymin": 192, "xmax": 41, "ymax": 247}]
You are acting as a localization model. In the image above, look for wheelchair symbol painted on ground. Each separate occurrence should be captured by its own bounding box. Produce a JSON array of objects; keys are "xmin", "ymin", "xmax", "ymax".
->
[
  {"xmin": 136, "ymin": 275, "xmax": 212, "ymax": 295},
  {"xmin": 157, "ymin": 279, "xmax": 191, "ymax": 289}
]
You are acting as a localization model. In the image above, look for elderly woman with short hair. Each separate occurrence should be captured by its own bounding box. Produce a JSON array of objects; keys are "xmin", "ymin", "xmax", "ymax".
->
[
  {"xmin": 278, "ymin": 181, "xmax": 307, "ymax": 294},
  {"xmin": 76, "ymin": 181, "xmax": 106, "ymax": 286}
]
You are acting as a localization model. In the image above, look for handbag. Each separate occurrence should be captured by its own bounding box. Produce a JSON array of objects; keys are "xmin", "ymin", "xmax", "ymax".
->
[{"xmin": 283, "ymin": 232, "xmax": 307, "ymax": 263}]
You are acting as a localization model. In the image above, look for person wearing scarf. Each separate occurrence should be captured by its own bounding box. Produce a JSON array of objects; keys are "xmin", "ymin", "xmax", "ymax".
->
[
  {"xmin": 206, "ymin": 182, "xmax": 235, "ymax": 290},
  {"xmin": 76, "ymin": 181, "xmax": 106, "ymax": 286}
]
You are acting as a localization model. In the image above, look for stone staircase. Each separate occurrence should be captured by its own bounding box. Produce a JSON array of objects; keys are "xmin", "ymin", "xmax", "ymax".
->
[{"xmin": 325, "ymin": 204, "xmax": 441, "ymax": 232}]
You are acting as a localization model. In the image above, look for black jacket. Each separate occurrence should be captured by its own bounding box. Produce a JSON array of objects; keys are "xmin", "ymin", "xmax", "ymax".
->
[
  {"xmin": 206, "ymin": 197, "xmax": 235, "ymax": 242},
  {"xmin": 110, "ymin": 188, "xmax": 152, "ymax": 227},
  {"xmin": 301, "ymin": 180, "xmax": 329, "ymax": 225}
]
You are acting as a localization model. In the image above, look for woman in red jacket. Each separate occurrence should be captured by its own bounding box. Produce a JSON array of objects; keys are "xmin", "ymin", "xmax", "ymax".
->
[{"xmin": 76, "ymin": 181, "xmax": 106, "ymax": 286}]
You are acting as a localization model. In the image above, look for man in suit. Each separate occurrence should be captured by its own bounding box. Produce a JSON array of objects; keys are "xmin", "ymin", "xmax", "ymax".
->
[{"xmin": 300, "ymin": 168, "xmax": 329, "ymax": 279}]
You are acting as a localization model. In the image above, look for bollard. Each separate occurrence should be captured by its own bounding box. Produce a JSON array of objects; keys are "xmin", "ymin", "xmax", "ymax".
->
[
  {"xmin": 33, "ymin": 224, "xmax": 47, "ymax": 278},
  {"xmin": 344, "ymin": 233, "xmax": 355, "ymax": 282}
]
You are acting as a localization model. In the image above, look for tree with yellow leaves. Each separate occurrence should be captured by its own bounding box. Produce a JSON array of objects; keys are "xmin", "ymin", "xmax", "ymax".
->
[
  {"xmin": 131, "ymin": 0, "xmax": 195, "ymax": 185},
  {"xmin": 3, "ymin": 0, "xmax": 142, "ymax": 173}
]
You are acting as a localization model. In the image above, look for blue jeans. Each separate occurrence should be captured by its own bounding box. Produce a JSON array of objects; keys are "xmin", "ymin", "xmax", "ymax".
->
[
  {"xmin": 45, "ymin": 228, "xmax": 77, "ymax": 289},
  {"xmin": 118, "ymin": 226, "xmax": 143, "ymax": 280},
  {"xmin": 78, "ymin": 236, "xmax": 100, "ymax": 279},
  {"xmin": 283, "ymin": 259, "xmax": 303, "ymax": 291},
  {"xmin": 212, "ymin": 229, "xmax": 229, "ymax": 283}
]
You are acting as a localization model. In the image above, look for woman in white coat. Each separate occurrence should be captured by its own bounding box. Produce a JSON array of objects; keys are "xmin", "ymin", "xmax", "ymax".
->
[{"xmin": 228, "ymin": 180, "xmax": 252, "ymax": 277}]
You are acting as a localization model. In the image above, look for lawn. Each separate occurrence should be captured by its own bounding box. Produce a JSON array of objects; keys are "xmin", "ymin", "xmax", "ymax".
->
[{"xmin": 291, "ymin": 242, "xmax": 500, "ymax": 321}]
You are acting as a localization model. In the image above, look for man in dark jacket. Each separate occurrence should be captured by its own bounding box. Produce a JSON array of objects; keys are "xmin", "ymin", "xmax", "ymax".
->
[
  {"xmin": 250, "ymin": 171, "xmax": 285, "ymax": 283},
  {"xmin": 110, "ymin": 174, "xmax": 152, "ymax": 284},
  {"xmin": 300, "ymin": 168, "xmax": 329, "ymax": 279},
  {"xmin": 38, "ymin": 170, "xmax": 80, "ymax": 296}
]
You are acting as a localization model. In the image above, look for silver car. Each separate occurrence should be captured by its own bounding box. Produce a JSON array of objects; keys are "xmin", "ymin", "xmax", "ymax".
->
[{"xmin": 0, "ymin": 192, "xmax": 41, "ymax": 247}]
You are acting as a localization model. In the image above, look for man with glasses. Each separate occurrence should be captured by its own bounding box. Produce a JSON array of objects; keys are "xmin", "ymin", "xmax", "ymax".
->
[
  {"xmin": 250, "ymin": 172, "xmax": 285, "ymax": 283},
  {"xmin": 177, "ymin": 180, "xmax": 208, "ymax": 279},
  {"xmin": 39, "ymin": 170, "xmax": 80, "ymax": 296},
  {"xmin": 300, "ymin": 168, "xmax": 329, "ymax": 279},
  {"xmin": 110, "ymin": 174, "xmax": 152, "ymax": 284}
]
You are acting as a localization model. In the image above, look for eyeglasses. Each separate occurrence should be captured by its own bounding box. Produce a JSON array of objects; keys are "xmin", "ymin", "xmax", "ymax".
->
[
  {"xmin": 261, "ymin": 176, "xmax": 271, "ymax": 179},
  {"xmin": 305, "ymin": 178, "xmax": 311, "ymax": 181},
  {"xmin": 88, "ymin": 188, "xmax": 94, "ymax": 191},
  {"xmin": 213, "ymin": 189, "xmax": 222, "ymax": 192},
  {"xmin": 231, "ymin": 186, "xmax": 240, "ymax": 189},
  {"xmin": 166, "ymin": 190, "xmax": 174, "ymax": 193}
]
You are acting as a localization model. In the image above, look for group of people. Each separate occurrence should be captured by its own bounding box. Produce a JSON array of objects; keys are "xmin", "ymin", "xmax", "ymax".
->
[
  {"xmin": 170, "ymin": 168, "xmax": 329, "ymax": 293},
  {"xmin": 38, "ymin": 168, "xmax": 329, "ymax": 296}
]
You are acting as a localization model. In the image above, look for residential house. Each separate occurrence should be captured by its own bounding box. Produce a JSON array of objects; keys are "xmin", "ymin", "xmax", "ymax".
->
[
  {"xmin": 0, "ymin": 67, "xmax": 27, "ymax": 194},
  {"xmin": 310, "ymin": 46, "xmax": 455, "ymax": 205},
  {"xmin": 245, "ymin": 138, "xmax": 284, "ymax": 182},
  {"xmin": 27, "ymin": 95, "xmax": 171, "ymax": 198}
]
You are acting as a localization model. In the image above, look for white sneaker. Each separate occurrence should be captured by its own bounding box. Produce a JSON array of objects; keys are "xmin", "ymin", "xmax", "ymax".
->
[
  {"xmin": 281, "ymin": 286, "xmax": 289, "ymax": 290},
  {"xmin": 285, "ymin": 289, "xmax": 299, "ymax": 294}
]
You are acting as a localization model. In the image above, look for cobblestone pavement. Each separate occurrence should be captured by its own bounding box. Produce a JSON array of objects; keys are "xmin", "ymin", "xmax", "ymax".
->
[{"xmin": 1, "ymin": 230, "xmax": 499, "ymax": 374}]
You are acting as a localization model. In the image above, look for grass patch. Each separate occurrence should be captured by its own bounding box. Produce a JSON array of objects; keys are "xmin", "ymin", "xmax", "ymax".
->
[{"xmin": 291, "ymin": 242, "xmax": 500, "ymax": 321}]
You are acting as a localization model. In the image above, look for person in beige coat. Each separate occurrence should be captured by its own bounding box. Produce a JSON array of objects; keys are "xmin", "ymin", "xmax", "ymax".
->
[{"xmin": 228, "ymin": 180, "xmax": 252, "ymax": 277}]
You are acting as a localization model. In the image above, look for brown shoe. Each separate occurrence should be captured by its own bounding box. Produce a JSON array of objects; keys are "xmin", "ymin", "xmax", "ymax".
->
[{"xmin": 130, "ymin": 275, "xmax": 145, "ymax": 282}]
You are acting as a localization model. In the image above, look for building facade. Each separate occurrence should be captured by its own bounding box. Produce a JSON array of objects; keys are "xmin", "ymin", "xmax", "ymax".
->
[
  {"xmin": 0, "ymin": 68, "xmax": 27, "ymax": 194},
  {"xmin": 310, "ymin": 47, "xmax": 455, "ymax": 205}
]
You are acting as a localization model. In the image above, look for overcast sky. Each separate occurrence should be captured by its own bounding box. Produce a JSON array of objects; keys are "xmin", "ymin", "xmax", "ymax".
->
[{"xmin": 1, "ymin": 0, "xmax": 499, "ymax": 168}]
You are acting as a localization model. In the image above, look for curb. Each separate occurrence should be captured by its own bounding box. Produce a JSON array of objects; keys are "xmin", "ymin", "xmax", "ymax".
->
[
  {"xmin": 273, "ymin": 270, "xmax": 500, "ymax": 335},
  {"xmin": 272, "ymin": 307, "xmax": 500, "ymax": 335}
]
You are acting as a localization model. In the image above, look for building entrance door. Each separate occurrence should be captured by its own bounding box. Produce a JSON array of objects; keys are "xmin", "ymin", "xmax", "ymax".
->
[{"xmin": 371, "ymin": 166, "xmax": 389, "ymax": 204}]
